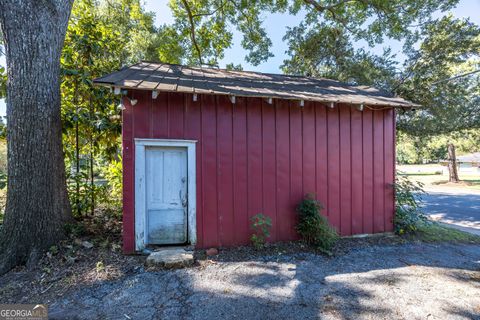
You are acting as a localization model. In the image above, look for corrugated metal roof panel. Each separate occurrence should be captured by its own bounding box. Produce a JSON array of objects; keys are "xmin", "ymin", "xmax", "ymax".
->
[{"xmin": 94, "ymin": 61, "xmax": 419, "ymax": 107}]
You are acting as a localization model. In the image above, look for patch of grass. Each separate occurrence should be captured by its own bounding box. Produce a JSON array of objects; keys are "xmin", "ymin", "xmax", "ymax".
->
[
  {"xmin": 430, "ymin": 179, "xmax": 480, "ymax": 190},
  {"xmin": 407, "ymin": 222, "xmax": 480, "ymax": 244},
  {"xmin": 451, "ymin": 178, "xmax": 480, "ymax": 188}
]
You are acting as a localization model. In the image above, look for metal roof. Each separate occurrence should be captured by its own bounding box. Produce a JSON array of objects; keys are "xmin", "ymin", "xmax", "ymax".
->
[{"xmin": 93, "ymin": 61, "xmax": 419, "ymax": 107}]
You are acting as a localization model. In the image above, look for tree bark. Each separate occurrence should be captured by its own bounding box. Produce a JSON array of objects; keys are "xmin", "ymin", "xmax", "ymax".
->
[
  {"xmin": 447, "ymin": 143, "xmax": 459, "ymax": 183},
  {"xmin": 0, "ymin": 0, "xmax": 74, "ymax": 274}
]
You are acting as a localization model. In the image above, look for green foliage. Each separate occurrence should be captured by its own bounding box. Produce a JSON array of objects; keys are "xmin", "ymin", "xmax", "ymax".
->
[
  {"xmin": 49, "ymin": 245, "xmax": 59, "ymax": 255},
  {"xmin": 154, "ymin": 25, "xmax": 186, "ymax": 64},
  {"xmin": 393, "ymin": 175, "xmax": 427, "ymax": 234},
  {"xmin": 95, "ymin": 260, "xmax": 105, "ymax": 272},
  {"xmin": 60, "ymin": 0, "xmax": 157, "ymax": 216},
  {"xmin": 97, "ymin": 0, "xmax": 158, "ymax": 63},
  {"xmin": 282, "ymin": 23, "xmax": 398, "ymax": 90},
  {"xmin": 64, "ymin": 222, "xmax": 88, "ymax": 238},
  {"xmin": 225, "ymin": 63, "xmax": 243, "ymax": 71},
  {"xmin": 396, "ymin": 132, "xmax": 422, "ymax": 164},
  {"xmin": 66, "ymin": 171, "xmax": 94, "ymax": 217},
  {"xmin": 397, "ymin": 16, "xmax": 480, "ymax": 135},
  {"xmin": 397, "ymin": 129, "xmax": 480, "ymax": 164},
  {"xmin": 94, "ymin": 158, "xmax": 123, "ymax": 216},
  {"xmin": 296, "ymin": 195, "xmax": 338, "ymax": 253},
  {"xmin": 102, "ymin": 159, "xmax": 122, "ymax": 203},
  {"xmin": 411, "ymin": 222, "xmax": 480, "ymax": 243},
  {"xmin": 283, "ymin": 1, "xmax": 458, "ymax": 83},
  {"xmin": 250, "ymin": 213, "xmax": 272, "ymax": 249},
  {"xmin": 0, "ymin": 65, "xmax": 6, "ymax": 99},
  {"xmin": 164, "ymin": 0, "xmax": 289, "ymax": 66},
  {"xmin": 280, "ymin": 4, "xmax": 479, "ymax": 139}
]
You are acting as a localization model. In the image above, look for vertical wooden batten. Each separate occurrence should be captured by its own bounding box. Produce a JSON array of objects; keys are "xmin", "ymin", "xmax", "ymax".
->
[{"xmin": 121, "ymin": 93, "xmax": 397, "ymax": 252}]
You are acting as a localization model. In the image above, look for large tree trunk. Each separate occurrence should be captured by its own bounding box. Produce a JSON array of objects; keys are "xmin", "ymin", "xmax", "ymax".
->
[
  {"xmin": 0, "ymin": 0, "xmax": 74, "ymax": 274},
  {"xmin": 447, "ymin": 143, "xmax": 459, "ymax": 183}
]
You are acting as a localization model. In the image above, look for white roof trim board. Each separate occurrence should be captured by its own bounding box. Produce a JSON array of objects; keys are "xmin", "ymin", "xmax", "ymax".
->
[{"xmin": 94, "ymin": 61, "xmax": 419, "ymax": 108}]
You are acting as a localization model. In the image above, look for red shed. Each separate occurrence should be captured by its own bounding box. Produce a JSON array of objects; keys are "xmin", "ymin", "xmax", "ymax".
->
[{"xmin": 94, "ymin": 62, "xmax": 417, "ymax": 253}]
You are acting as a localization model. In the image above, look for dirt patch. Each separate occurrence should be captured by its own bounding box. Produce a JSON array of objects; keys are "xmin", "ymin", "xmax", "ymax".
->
[
  {"xmin": 195, "ymin": 234, "xmax": 405, "ymax": 263},
  {"xmin": 0, "ymin": 236, "xmax": 144, "ymax": 305},
  {"xmin": 432, "ymin": 180, "xmax": 478, "ymax": 187},
  {"xmin": 0, "ymin": 213, "xmax": 145, "ymax": 305}
]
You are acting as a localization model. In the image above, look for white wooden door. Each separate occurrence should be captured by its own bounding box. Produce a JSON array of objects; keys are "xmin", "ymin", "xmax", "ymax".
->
[{"xmin": 145, "ymin": 146, "xmax": 187, "ymax": 244}]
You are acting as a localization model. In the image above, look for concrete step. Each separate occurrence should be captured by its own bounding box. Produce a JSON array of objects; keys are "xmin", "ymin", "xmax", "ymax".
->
[{"xmin": 146, "ymin": 247, "xmax": 194, "ymax": 269}]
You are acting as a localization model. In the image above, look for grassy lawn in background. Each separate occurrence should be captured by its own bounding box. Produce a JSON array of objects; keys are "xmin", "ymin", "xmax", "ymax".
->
[
  {"xmin": 405, "ymin": 222, "xmax": 480, "ymax": 244},
  {"xmin": 431, "ymin": 178, "xmax": 480, "ymax": 189},
  {"xmin": 397, "ymin": 164, "xmax": 480, "ymax": 190}
]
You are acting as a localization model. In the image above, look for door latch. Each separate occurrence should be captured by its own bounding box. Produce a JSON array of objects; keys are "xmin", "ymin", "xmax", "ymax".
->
[{"xmin": 179, "ymin": 190, "xmax": 187, "ymax": 207}]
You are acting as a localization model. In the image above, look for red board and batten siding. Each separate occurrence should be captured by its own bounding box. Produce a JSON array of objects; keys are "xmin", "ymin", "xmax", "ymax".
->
[{"xmin": 122, "ymin": 91, "xmax": 396, "ymax": 252}]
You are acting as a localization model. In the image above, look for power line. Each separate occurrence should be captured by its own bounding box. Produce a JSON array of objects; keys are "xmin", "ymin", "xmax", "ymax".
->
[{"xmin": 431, "ymin": 69, "xmax": 480, "ymax": 85}]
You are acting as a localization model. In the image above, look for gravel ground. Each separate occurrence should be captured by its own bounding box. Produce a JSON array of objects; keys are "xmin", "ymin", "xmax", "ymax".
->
[{"xmin": 48, "ymin": 242, "xmax": 480, "ymax": 320}]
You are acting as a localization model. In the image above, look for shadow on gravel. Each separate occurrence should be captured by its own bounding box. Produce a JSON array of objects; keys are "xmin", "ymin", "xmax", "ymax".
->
[
  {"xmin": 48, "ymin": 243, "xmax": 480, "ymax": 319},
  {"xmin": 193, "ymin": 275, "xmax": 393, "ymax": 319},
  {"xmin": 448, "ymin": 308, "xmax": 480, "ymax": 320},
  {"xmin": 196, "ymin": 243, "xmax": 480, "ymax": 319}
]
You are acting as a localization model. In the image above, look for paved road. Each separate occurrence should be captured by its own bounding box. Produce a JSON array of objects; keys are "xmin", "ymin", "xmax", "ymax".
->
[{"xmin": 422, "ymin": 187, "xmax": 480, "ymax": 234}]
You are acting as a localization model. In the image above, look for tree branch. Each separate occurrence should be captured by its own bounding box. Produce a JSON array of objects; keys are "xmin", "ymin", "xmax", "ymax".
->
[
  {"xmin": 303, "ymin": 0, "xmax": 357, "ymax": 34},
  {"xmin": 302, "ymin": 0, "xmax": 357, "ymax": 12},
  {"xmin": 181, "ymin": 0, "xmax": 204, "ymax": 65},
  {"xmin": 191, "ymin": 0, "xmax": 227, "ymax": 18}
]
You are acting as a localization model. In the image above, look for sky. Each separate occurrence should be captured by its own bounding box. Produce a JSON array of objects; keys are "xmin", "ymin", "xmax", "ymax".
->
[{"xmin": 1, "ymin": 0, "xmax": 480, "ymax": 116}]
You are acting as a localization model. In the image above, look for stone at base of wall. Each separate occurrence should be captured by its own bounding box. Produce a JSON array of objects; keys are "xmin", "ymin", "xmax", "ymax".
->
[{"xmin": 146, "ymin": 247, "xmax": 194, "ymax": 269}]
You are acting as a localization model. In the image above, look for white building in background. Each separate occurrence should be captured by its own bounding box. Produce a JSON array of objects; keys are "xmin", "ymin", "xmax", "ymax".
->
[{"xmin": 455, "ymin": 152, "xmax": 480, "ymax": 174}]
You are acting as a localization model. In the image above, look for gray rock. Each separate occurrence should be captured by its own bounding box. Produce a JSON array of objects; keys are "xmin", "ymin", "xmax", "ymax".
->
[
  {"xmin": 146, "ymin": 248, "xmax": 194, "ymax": 269},
  {"xmin": 82, "ymin": 241, "xmax": 94, "ymax": 249}
]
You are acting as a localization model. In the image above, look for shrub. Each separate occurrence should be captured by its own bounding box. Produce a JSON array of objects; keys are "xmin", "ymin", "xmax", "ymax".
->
[
  {"xmin": 250, "ymin": 213, "xmax": 272, "ymax": 249},
  {"xmin": 64, "ymin": 222, "xmax": 88, "ymax": 239},
  {"xmin": 296, "ymin": 195, "xmax": 338, "ymax": 253},
  {"xmin": 393, "ymin": 174, "xmax": 427, "ymax": 234},
  {"xmin": 102, "ymin": 159, "xmax": 122, "ymax": 206}
]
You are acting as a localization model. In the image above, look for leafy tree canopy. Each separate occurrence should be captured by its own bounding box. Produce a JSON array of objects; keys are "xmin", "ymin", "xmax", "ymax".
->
[
  {"xmin": 157, "ymin": 0, "xmax": 480, "ymax": 137},
  {"xmin": 160, "ymin": 0, "xmax": 459, "ymax": 68},
  {"xmin": 397, "ymin": 16, "xmax": 480, "ymax": 135},
  {"xmin": 60, "ymin": 0, "xmax": 159, "ymax": 215},
  {"xmin": 163, "ymin": 0, "xmax": 288, "ymax": 66}
]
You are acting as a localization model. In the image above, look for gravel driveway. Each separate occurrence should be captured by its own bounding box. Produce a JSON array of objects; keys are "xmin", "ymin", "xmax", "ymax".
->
[{"xmin": 49, "ymin": 242, "xmax": 480, "ymax": 320}]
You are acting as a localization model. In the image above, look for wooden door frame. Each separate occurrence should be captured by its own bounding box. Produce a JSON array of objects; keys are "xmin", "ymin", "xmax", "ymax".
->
[{"xmin": 134, "ymin": 138, "xmax": 197, "ymax": 251}]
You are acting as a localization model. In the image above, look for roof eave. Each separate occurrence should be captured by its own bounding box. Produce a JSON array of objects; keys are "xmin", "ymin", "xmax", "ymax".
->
[{"xmin": 93, "ymin": 80, "xmax": 419, "ymax": 108}]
